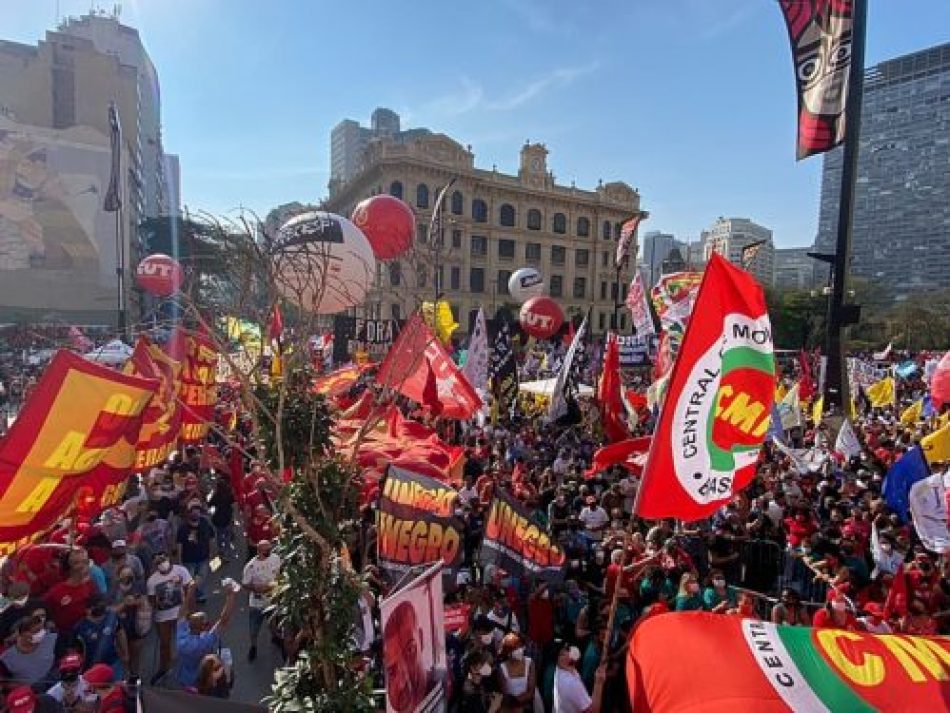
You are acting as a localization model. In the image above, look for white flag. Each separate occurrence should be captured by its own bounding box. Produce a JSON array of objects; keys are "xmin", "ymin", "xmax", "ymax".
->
[
  {"xmin": 908, "ymin": 472, "xmax": 950, "ymax": 552},
  {"xmin": 835, "ymin": 419, "xmax": 862, "ymax": 461},
  {"xmin": 772, "ymin": 437, "xmax": 828, "ymax": 475},
  {"xmin": 547, "ymin": 313, "xmax": 588, "ymax": 422},
  {"xmin": 461, "ymin": 308, "xmax": 489, "ymax": 395},
  {"xmin": 778, "ymin": 383, "xmax": 802, "ymax": 430},
  {"xmin": 873, "ymin": 342, "xmax": 892, "ymax": 361}
]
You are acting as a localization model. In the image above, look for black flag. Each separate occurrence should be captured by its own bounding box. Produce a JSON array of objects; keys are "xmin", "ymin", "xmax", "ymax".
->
[
  {"xmin": 103, "ymin": 102, "xmax": 122, "ymax": 212},
  {"xmin": 489, "ymin": 320, "xmax": 518, "ymax": 413}
]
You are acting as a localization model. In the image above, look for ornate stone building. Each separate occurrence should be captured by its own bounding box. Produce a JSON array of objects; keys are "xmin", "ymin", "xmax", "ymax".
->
[{"xmin": 325, "ymin": 134, "xmax": 645, "ymax": 335}]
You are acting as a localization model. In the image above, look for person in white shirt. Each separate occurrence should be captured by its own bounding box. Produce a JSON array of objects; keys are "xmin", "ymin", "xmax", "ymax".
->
[
  {"xmin": 553, "ymin": 641, "xmax": 606, "ymax": 713},
  {"xmin": 578, "ymin": 498, "xmax": 609, "ymax": 542},
  {"xmin": 458, "ymin": 476, "xmax": 479, "ymax": 507},
  {"xmin": 618, "ymin": 474, "xmax": 638, "ymax": 516},
  {"xmin": 146, "ymin": 553, "xmax": 193, "ymax": 684},
  {"xmin": 869, "ymin": 523, "xmax": 903, "ymax": 577},
  {"xmin": 241, "ymin": 539, "xmax": 281, "ymax": 662}
]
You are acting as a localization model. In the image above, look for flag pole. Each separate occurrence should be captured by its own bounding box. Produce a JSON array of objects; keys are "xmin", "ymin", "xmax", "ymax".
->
[{"xmin": 823, "ymin": 0, "xmax": 867, "ymax": 414}]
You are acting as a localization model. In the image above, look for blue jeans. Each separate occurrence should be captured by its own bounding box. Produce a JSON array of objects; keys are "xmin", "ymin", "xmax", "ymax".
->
[
  {"xmin": 184, "ymin": 560, "xmax": 210, "ymax": 601},
  {"xmin": 249, "ymin": 607, "xmax": 267, "ymax": 646}
]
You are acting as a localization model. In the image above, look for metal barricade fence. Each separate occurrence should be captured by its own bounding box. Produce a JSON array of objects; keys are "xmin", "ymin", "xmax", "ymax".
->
[
  {"xmin": 778, "ymin": 549, "xmax": 830, "ymax": 604},
  {"xmin": 737, "ymin": 538, "xmax": 784, "ymax": 595}
]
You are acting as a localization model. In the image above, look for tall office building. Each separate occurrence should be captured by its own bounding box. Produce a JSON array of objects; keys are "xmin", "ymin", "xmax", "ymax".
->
[
  {"xmin": 639, "ymin": 230, "xmax": 675, "ymax": 286},
  {"xmin": 329, "ymin": 107, "xmax": 430, "ymax": 190},
  {"xmin": 325, "ymin": 137, "xmax": 645, "ymax": 335},
  {"xmin": 701, "ymin": 217, "xmax": 775, "ymax": 286},
  {"xmin": 774, "ymin": 247, "xmax": 817, "ymax": 290},
  {"xmin": 815, "ymin": 43, "xmax": 950, "ymax": 297}
]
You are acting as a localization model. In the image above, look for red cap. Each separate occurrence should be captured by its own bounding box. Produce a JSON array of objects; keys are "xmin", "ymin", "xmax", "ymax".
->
[
  {"xmin": 59, "ymin": 652, "xmax": 83, "ymax": 672},
  {"xmin": 83, "ymin": 663, "xmax": 114, "ymax": 685},
  {"xmin": 6, "ymin": 687, "xmax": 36, "ymax": 713},
  {"xmin": 864, "ymin": 602, "xmax": 884, "ymax": 618}
]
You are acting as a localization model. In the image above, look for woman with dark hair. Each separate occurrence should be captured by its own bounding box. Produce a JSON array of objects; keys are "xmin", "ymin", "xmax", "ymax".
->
[
  {"xmin": 194, "ymin": 653, "xmax": 230, "ymax": 698},
  {"xmin": 457, "ymin": 650, "xmax": 501, "ymax": 713}
]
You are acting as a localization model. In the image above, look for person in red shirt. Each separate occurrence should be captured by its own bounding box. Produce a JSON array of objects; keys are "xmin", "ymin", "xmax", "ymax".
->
[
  {"xmin": 784, "ymin": 508, "xmax": 818, "ymax": 548},
  {"xmin": 244, "ymin": 504, "xmax": 278, "ymax": 563},
  {"xmin": 526, "ymin": 582, "xmax": 555, "ymax": 648},
  {"xmin": 44, "ymin": 548, "xmax": 96, "ymax": 633},
  {"xmin": 899, "ymin": 598, "xmax": 938, "ymax": 636},
  {"xmin": 812, "ymin": 596, "xmax": 861, "ymax": 631}
]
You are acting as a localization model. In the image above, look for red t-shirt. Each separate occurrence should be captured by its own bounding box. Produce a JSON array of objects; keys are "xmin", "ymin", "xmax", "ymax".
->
[
  {"xmin": 44, "ymin": 578, "xmax": 96, "ymax": 632},
  {"xmin": 527, "ymin": 595, "xmax": 555, "ymax": 646},
  {"xmin": 812, "ymin": 608, "xmax": 861, "ymax": 631},
  {"xmin": 245, "ymin": 517, "xmax": 276, "ymax": 547}
]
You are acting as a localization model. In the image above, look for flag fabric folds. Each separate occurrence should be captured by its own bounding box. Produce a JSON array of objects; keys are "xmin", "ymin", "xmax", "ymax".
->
[
  {"xmin": 165, "ymin": 330, "xmax": 218, "ymax": 444},
  {"xmin": 908, "ymin": 472, "xmax": 950, "ymax": 553},
  {"xmin": 882, "ymin": 446, "xmax": 930, "ymax": 522},
  {"xmin": 461, "ymin": 308, "xmax": 489, "ymax": 395},
  {"xmin": 615, "ymin": 214, "xmax": 643, "ymax": 268},
  {"xmin": 931, "ymin": 351, "xmax": 950, "ymax": 408},
  {"xmin": 625, "ymin": 272, "xmax": 655, "ymax": 338},
  {"xmin": 585, "ymin": 437, "xmax": 652, "ymax": 479},
  {"xmin": 798, "ymin": 350, "xmax": 816, "ymax": 402},
  {"xmin": 488, "ymin": 321, "xmax": 519, "ymax": 415},
  {"xmin": 900, "ymin": 399, "xmax": 923, "ymax": 425},
  {"xmin": 866, "ymin": 376, "xmax": 896, "ymax": 408},
  {"xmin": 597, "ymin": 333, "xmax": 630, "ymax": 443},
  {"xmin": 123, "ymin": 338, "xmax": 183, "ymax": 472},
  {"xmin": 312, "ymin": 365, "xmax": 363, "ymax": 398},
  {"xmin": 547, "ymin": 312, "xmax": 588, "ymax": 423},
  {"xmin": 637, "ymin": 254, "xmax": 775, "ymax": 521},
  {"xmin": 834, "ymin": 418, "xmax": 861, "ymax": 460},
  {"xmin": 920, "ymin": 423, "xmax": 949, "ymax": 465},
  {"xmin": 777, "ymin": 0, "xmax": 856, "ymax": 160},
  {"xmin": 777, "ymin": 382, "xmax": 802, "ymax": 430},
  {"xmin": 377, "ymin": 314, "xmax": 481, "ymax": 420}
]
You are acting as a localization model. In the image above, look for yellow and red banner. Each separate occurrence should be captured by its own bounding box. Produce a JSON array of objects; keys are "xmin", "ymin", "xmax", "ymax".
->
[
  {"xmin": 0, "ymin": 351, "xmax": 156, "ymax": 554},
  {"xmin": 166, "ymin": 329, "xmax": 218, "ymax": 444},
  {"xmin": 628, "ymin": 612, "xmax": 950, "ymax": 712},
  {"xmin": 124, "ymin": 337, "xmax": 182, "ymax": 471},
  {"xmin": 313, "ymin": 364, "xmax": 363, "ymax": 398}
]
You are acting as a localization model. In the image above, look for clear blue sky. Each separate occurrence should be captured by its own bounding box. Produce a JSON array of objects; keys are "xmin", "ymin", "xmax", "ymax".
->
[{"xmin": 4, "ymin": 0, "xmax": 949, "ymax": 247}]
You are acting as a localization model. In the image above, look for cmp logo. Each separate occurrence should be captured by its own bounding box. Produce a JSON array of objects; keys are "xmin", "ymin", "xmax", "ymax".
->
[{"xmin": 672, "ymin": 314, "xmax": 775, "ymax": 503}]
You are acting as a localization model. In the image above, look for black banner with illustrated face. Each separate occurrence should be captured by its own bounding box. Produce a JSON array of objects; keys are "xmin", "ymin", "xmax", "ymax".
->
[{"xmin": 489, "ymin": 320, "xmax": 518, "ymax": 411}]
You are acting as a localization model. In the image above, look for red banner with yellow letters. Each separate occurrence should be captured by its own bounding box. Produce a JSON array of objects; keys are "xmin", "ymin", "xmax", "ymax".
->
[
  {"xmin": 124, "ymin": 337, "xmax": 182, "ymax": 472},
  {"xmin": 166, "ymin": 329, "xmax": 218, "ymax": 444},
  {"xmin": 0, "ymin": 351, "xmax": 157, "ymax": 554}
]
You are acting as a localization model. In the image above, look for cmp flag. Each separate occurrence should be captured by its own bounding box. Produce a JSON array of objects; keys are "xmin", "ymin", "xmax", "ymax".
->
[
  {"xmin": 165, "ymin": 329, "xmax": 218, "ymax": 444},
  {"xmin": 0, "ymin": 351, "xmax": 156, "ymax": 553},
  {"xmin": 480, "ymin": 489, "xmax": 566, "ymax": 585},
  {"xmin": 376, "ymin": 466, "xmax": 463, "ymax": 592},
  {"xmin": 637, "ymin": 253, "xmax": 775, "ymax": 521},
  {"xmin": 488, "ymin": 320, "xmax": 519, "ymax": 414},
  {"xmin": 778, "ymin": 0, "xmax": 856, "ymax": 160}
]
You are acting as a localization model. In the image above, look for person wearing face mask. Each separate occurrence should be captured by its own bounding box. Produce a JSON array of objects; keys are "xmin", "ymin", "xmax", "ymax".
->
[
  {"xmin": 241, "ymin": 539, "xmax": 281, "ymax": 662},
  {"xmin": 497, "ymin": 634, "xmax": 537, "ymax": 713},
  {"xmin": 486, "ymin": 594, "xmax": 520, "ymax": 649},
  {"xmin": 553, "ymin": 640, "xmax": 606, "ymax": 713},
  {"xmin": 110, "ymin": 564, "xmax": 148, "ymax": 679},
  {"xmin": 45, "ymin": 549, "xmax": 97, "ymax": 635},
  {"xmin": 73, "ymin": 594, "xmax": 127, "ymax": 677},
  {"xmin": 136, "ymin": 508, "xmax": 172, "ymax": 562},
  {"xmin": 457, "ymin": 650, "xmax": 502, "ymax": 713},
  {"xmin": 0, "ymin": 616, "xmax": 58, "ymax": 688},
  {"xmin": 101, "ymin": 540, "xmax": 144, "ymax": 593},
  {"xmin": 469, "ymin": 616, "xmax": 498, "ymax": 663},
  {"xmin": 673, "ymin": 573, "xmax": 706, "ymax": 612},
  {"xmin": 702, "ymin": 569, "xmax": 738, "ymax": 614},
  {"xmin": 146, "ymin": 554, "xmax": 193, "ymax": 684},
  {"xmin": 813, "ymin": 595, "xmax": 861, "ymax": 631},
  {"xmin": 176, "ymin": 503, "xmax": 216, "ymax": 604}
]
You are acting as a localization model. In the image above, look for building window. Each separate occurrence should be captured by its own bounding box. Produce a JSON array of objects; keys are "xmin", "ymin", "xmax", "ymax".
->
[
  {"xmin": 392, "ymin": 303, "xmax": 401, "ymax": 320},
  {"xmin": 614, "ymin": 222, "xmax": 622, "ymax": 240},
  {"xmin": 577, "ymin": 217, "xmax": 590, "ymax": 237},
  {"xmin": 499, "ymin": 203, "xmax": 516, "ymax": 227},
  {"xmin": 573, "ymin": 277, "xmax": 587, "ymax": 299},
  {"xmin": 601, "ymin": 220, "xmax": 611, "ymax": 240},
  {"xmin": 611, "ymin": 282, "xmax": 619, "ymax": 300},
  {"xmin": 550, "ymin": 275, "xmax": 563, "ymax": 298},
  {"xmin": 525, "ymin": 242, "xmax": 541, "ymax": 262},
  {"xmin": 527, "ymin": 208, "xmax": 542, "ymax": 230},
  {"xmin": 416, "ymin": 183, "xmax": 429, "ymax": 208},
  {"xmin": 551, "ymin": 245, "xmax": 566, "ymax": 266},
  {"xmin": 471, "ymin": 235, "xmax": 488, "ymax": 257},
  {"xmin": 417, "ymin": 265, "xmax": 427, "ymax": 288},
  {"xmin": 472, "ymin": 199, "xmax": 488, "ymax": 223},
  {"xmin": 470, "ymin": 268, "xmax": 485, "ymax": 293},
  {"xmin": 451, "ymin": 190, "xmax": 464, "ymax": 215},
  {"xmin": 417, "ymin": 224, "xmax": 428, "ymax": 243},
  {"xmin": 389, "ymin": 181, "xmax": 403, "ymax": 199},
  {"xmin": 575, "ymin": 249, "xmax": 589, "ymax": 268},
  {"xmin": 599, "ymin": 312, "xmax": 606, "ymax": 331},
  {"xmin": 600, "ymin": 281, "xmax": 607, "ymax": 300},
  {"xmin": 450, "ymin": 266, "xmax": 461, "ymax": 290},
  {"xmin": 389, "ymin": 262, "xmax": 401, "ymax": 287},
  {"xmin": 601, "ymin": 252, "xmax": 609, "ymax": 268},
  {"xmin": 620, "ymin": 314, "xmax": 627, "ymax": 330},
  {"xmin": 435, "ymin": 265, "xmax": 444, "ymax": 292},
  {"xmin": 498, "ymin": 239, "xmax": 516, "ymax": 260},
  {"xmin": 452, "ymin": 229, "xmax": 462, "ymax": 249},
  {"xmin": 553, "ymin": 213, "xmax": 567, "ymax": 234},
  {"xmin": 498, "ymin": 270, "xmax": 512, "ymax": 295}
]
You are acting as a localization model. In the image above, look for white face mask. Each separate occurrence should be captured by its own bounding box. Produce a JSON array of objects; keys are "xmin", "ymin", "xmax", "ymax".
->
[
  {"xmin": 511, "ymin": 647, "xmax": 525, "ymax": 661},
  {"xmin": 568, "ymin": 646, "xmax": 581, "ymax": 662},
  {"xmin": 713, "ymin": 578, "xmax": 726, "ymax": 588},
  {"xmin": 480, "ymin": 633, "xmax": 493, "ymax": 646},
  {"xmin": 30, "ymin": 630, "xmax": 46, "ymax": 644},
  {"xmin": 478, "ymin": 663, "xmax": 492, "ymax": 677}
]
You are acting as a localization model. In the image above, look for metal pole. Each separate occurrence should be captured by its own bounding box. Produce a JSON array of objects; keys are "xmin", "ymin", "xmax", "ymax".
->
[
  {"xmin": 115, "ymin": 205, "xmax": 126, "ymax": 336},
  {"xmin": 823, "ymin": 0, "xmax": 867, "ymax": 412}
]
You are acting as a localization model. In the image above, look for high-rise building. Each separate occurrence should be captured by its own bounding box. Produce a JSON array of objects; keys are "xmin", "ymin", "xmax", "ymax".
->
[
  {"xmin": 639, "ymin": 230, "xmax": 675, "ymax": 286},
  {"xmin": 329, "ymin": 107, "xmax": 430, "ymax": 190},
  {"xmin": 701, "ymin": 217, "xmax": 775, "ymax": 286},
  {"xmin": 774, "ymin": 247, "xmax": 817, "ymax": 290},
  {"xmin": 815, "ymin": 42, "xmax": 950, "ymax": 297},
  {"xmin": 163, "ymin": 153, "xmax": 181, "ymax": 218},
  {"xmin": 325, "ymin": 137, "xmax": 644, "ymax": 336},
  {"xmin": 0, "ymin": 11, "xmax": 170, "ymax": 322}
]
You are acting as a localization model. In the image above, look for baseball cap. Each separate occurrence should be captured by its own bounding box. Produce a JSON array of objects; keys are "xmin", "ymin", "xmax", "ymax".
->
[
  {"xmin": 6, "ymin": 687, "xmax": 36, "ymax": 713},
  {"xmin": 59, "ymin": 652, "xmax": 83, "ymax": 674},
  {"xmin": 83, "ymin": 663, "xmax": 114, "ymax": 686},
  {"xmin": 111, "ymin": 539, "xmax": 127, "ymax": 549}
]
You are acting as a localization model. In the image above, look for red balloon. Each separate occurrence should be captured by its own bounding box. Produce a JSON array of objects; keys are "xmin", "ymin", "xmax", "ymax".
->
[
  {"xmin": 351, "ymin": 195, "xmax": 415, "ymax": 261},
  {"xmin": 519, "ymin": 296, "xmax": 564, "ymax": 339},
  {"xmin": 135, "ymin": 253, "xmax": 184, "ymax": 297}
]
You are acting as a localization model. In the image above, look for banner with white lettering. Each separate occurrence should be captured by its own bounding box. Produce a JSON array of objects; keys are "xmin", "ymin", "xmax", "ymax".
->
[{"xmin": 333, "ymin": 317, "xmax": 402, "ymax": 364}]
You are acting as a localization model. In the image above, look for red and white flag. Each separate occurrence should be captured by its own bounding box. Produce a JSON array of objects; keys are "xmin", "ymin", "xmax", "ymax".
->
[
  {"xmin": 624, "ymin": 272, "xmax": 655, "ymax": 338},
  {"xmin": 636, "ymin": 253, "xmax": 775, "ymax": 521},
  {"xmin": 598, "ymin": 332, "xmax": 630, "ymax": 443},
  {"xmin": 615, "ymin": 214, "xmax": 644, "ymax": 268}
]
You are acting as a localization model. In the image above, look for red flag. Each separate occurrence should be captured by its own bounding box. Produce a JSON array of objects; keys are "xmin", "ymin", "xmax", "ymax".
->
[
  {"xmin": 884, "ymin": 563, "xmax": 908, "ymax": 620},
  {"xmin": 268, "ymin": 303, "xmax": 284, "ymax": 342},
  {"xmin": 585, "ymin": 436, "xmax": 652, "ymax": 479},
  {"xmin": 562, "ymin": 319, "xmax": 575, "ymax": 347},
  {"xmin": 598, "ymin": 332, "xmax": 630, "ymax": 443},
  {"xmin": 422, "ymin": 357, "xmax": 442, "ymax": 416},
  {"xmin": 377, "ymin": 314, "xmax": 481, "ymax": 419},
  {"xmin": 636, "ymin": 254, "xmax": 775, "ymax": 521},
  {"xmin": 798, "ymin": 349, "xmax": 816, "ymax": 402}
]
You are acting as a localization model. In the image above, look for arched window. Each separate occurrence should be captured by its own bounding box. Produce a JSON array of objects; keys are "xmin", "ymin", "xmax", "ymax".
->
[
  {"xmin": 416, "ymin": 183, "xmax": 429, "ymax": 208},
  {"xmin": 602, "ymin": 220, "xmax": 611, "ymax": 240},
  {"xmin": 389, "ymin": 181, "xmax": 403, "ymax": 199},
  {"xmin": 527, "ymin": 208, "xmax": 542, "ymax": 231},
  {"xmin": 614, "ymin": 222, "xmax": 622, "ymax": 239},
  {"xmin": 553, "ymin": 213, "xmax": 567, "ymax": 234},
  {"xmin": 499, "ymin": 203, "xmax": 516, "ymax": 227},
  {"xmin": 451, "ymin": 190, "xmax": 463, "ymax": 215},
  {"xmin": 577, "ymin": 217, "xmax": 590, "ymax": 237},
  {"xmin": 472, "ymin": 199, "xmax": 488, "ymax": 223}
]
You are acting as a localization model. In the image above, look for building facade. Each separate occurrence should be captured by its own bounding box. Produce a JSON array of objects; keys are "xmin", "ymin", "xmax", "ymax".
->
[
  {"xmin": 325, "ymin": 136, "xmax": 644, "ymax": 336},
  {"xmin": 639, "ymin": 230, "xmax": 675, "ymax": 286},
  {"xmin": 773, "ymin": 247, "xmax": 817, "ymax": 290},
  {"xmin": 815, "ymin": 42, "xmax": 950, "ymax": 297},
  {"xmin": 701, "ymin": 217, "xmax": 775, "ymax": 286}
]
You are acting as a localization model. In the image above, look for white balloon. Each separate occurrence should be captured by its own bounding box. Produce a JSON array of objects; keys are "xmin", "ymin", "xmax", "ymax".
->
[
  {"xmin": 274, "ymin": 212, "xmax": 376, "ymax": 314},
  {"xmin": 508, "ymin": 267, "xmax": 545, "ymax": 304}
]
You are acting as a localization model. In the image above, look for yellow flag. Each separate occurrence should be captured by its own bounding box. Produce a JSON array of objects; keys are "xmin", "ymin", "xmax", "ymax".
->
[
  {"xmin": 848, "ymin": 398, "xmax": 857, "ymax": 421},
  {"xmin": 900, "ymin": 399, "xmax": 923, "ymax": 425},
  {"xmin": 921, "ymin": 423, "xmax": 950, "ymax": 464},
  {"xmin": 812, "ymin": 396, "xmax": 824, "ymax": 425},
  {"xmin": 775, "ymin": 382, "xmax": 788, "ymax": 403},
  {"xmin": 422, "ymin": 300, "xmax": 459, "ymax": 345},
  {"xmin": 940, "ymin": 411, "xmax": 950, "ymax": 428},
  {"xmin": 866, "ymin": 377, "xmax": 896, "ymax": 408}
]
